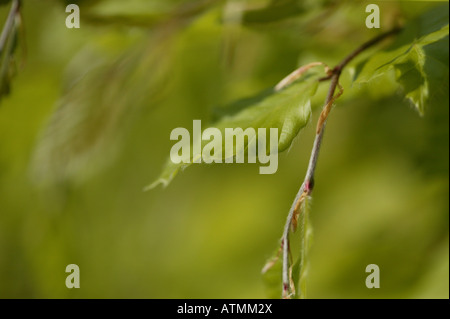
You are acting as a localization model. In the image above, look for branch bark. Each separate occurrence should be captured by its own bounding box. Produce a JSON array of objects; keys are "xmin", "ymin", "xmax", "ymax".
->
[{"xmin": 281, "ymin": 28, "xmax": 401, "ymax": 299}]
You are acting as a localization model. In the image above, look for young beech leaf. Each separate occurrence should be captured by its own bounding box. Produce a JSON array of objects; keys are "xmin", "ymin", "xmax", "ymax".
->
[
  {"xmin": 294, "ymin": 195, "xmax": 313, "ymax": 299},
  {"xmin": 146, "ymin": 78, "xmax": 319, "ymax": 190},
  {"xmin": 261, "ymin": 245, "xmax": 283, "ymax": 299},
  {"xmin": 354, "ymin": 4, "xmax": 449, "ymax": 114},
  {"xmin": 262, "ymin": 196, "xmax": 312, "ymax": 299}
]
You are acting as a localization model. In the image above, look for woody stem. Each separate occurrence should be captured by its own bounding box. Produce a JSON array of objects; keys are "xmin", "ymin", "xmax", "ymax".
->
[{"xmin": 281, "ymin": 27, "xmax": 401, "ymax": 298}]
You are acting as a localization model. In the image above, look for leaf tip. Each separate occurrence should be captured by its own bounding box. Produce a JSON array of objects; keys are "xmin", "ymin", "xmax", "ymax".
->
[{"xmin": 143, "ymin": 178, "xmax": 169, "ymax": 191}]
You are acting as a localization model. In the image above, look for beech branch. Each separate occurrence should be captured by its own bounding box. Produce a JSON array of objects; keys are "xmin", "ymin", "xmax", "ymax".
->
[
  {"xmin": 0, "ymin": 0, "xmax": 21, "ymax": 55},
  {"xmin": 281, "ymin": 28, "xmax": 401, "ymax": 299}
]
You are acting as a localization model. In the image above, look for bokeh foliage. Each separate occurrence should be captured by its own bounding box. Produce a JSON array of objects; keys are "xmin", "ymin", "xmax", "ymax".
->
[{"xmin": 0, "ymin": 0, "xmax": 448, "ymax": 298}]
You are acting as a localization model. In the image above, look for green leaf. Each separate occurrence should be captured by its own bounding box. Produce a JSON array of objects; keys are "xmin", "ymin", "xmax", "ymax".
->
[
  {"xmin": 262, "ymin": 195, "xmax": 313, "ymax": 299},
  {"xmin": 238, "ymin": 0, "xmax": 334, "ymax": 26},
  {"xmin": 146, "ymin": 78, "xmax": 318, "ymax": 190},
  {"xmin": 31, "ymin": 36, "xmax": 171, "ymax": 185},
  {"xmin": 0, "ymin": 1, "xmax": 21, "ymax": 103},
  {"xmin": 261, "ymin": 245, "xmax": 282, "ymax": 299},
  {"xmin": 292, "ymin": 195, "xmax": 313, "ymax": 299},
  {"xmin": 0, "ymin": 24, "xmax": 17, "ymax": 100},
  {"xmin": 240, "ymin": 0, "xmax": 306, "ymax": 25},
  {"xmin": 80, "ymin": 0, "xmax": 218, "ymax": 27},
  {"xmin": 354, "ymin": 4, "xmax": 449, "ymax": 114}
]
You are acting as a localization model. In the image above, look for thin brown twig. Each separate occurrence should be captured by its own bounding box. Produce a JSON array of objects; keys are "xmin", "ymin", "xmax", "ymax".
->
[{"xmin": 318, "ymin": 27, "xmax": 401, "ymax": 82}]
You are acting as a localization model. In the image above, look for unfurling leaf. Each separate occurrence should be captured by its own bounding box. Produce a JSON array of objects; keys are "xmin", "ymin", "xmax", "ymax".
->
[
  {"xmin": 295, "ymin": 195, "xmax": 313, "ymax": 299},
  {"xmin": 289, "ymin": 195, "xmax": 312, "ymax": 299},
  {"xmin": 354, "ymin": 4, "xmax": 449, "ymax": 114},
  {"xmin": 262, "ymin": 245, "xmax": 283, "ymax": 299},
  {"xmin": 262, "ymin": 195, "xmax": 312, "ymax": 299}
]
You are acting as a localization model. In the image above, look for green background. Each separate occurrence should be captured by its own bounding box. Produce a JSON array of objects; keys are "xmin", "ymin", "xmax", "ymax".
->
[{"xmin": 0, "ymin": 0, "xmax": 448, "ymax": 298}]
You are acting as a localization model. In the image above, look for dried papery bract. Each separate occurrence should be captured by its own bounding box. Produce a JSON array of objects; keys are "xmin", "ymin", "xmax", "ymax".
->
[{"xmin": 275, "ymin": 62, "xmax": 331, "ymax": 92}]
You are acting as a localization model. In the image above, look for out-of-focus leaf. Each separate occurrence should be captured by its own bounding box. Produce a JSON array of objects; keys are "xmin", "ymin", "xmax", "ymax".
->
[
  {"xmin": 0, "ymin": 0, "xmax": 21, "ymax": 103},
  {"xmin": 241, "ymin": 0, "xmax": 306, "ymax": 25},
  {"xmin": 238, "ymin": 0, "xmax": 335, "ymax": 25},
  {"xmin": 354, "ymin": 4, "xmax": 449, "ymax": 114},
  {"xmin": 31, "ymin": 35, "xmax": 172, "ymax": 185},
  {"xmin": 0, "ymin": 0, "xmax": 12, "ymax": 7},
  {"xmin": 79, "ymin": 0, "xmax": 220, "ymax": 27},
  {"xmin": 147, "ymin": 77, "xmax": 318, "ymax": 189},
  {"xmin": 0, "ymin": 23, "xmax": 17, "ymax": 99}
]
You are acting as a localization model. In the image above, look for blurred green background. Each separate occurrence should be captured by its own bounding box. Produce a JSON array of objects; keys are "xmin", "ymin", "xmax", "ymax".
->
[{"xmin": 0, "ymin": 0, "xmax": 448, "ymax": 298}]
